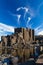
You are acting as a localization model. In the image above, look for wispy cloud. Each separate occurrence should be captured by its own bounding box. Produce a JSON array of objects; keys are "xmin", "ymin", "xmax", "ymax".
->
[
  {"xmin": 0, "ymin": 23, "xmax": 14, "ymax": 40},
  {"xmin": 37, "ymin": 2, "xmax": 43, "ymax": 16},
  {"xmin": 38, "ymin": 31, "xmax": 43, "ymax": 35},
  {"xmin": 35, "ymin": 23, "xmax": 43, "ymax": 35},
  {"xmin": 26, "ymin": 17, "xmax": 31, "ymax": 27},
  {"xmin": 17, "ymin": 7, "xmax": 34, "ymax": 27},
  {"xmin": 35, "ymin": 24, "xmax": 42, "ymax": 31},
  {"xmin": 17, "ymin": 7, "xmax": 33, "ymax": 18},
  {"xmin": 8, "ymin": 7, "xmax": 34, "ymax": 27},
  {"xmin": 8, "ymin": 11, "xmax": 21, "ymax": 24},
  {"xmin": 0, "ymin": 23, "xmax": 14, "ymax": 32},
  {"xmin": 17, "ymin": 7, "xmax": 29, "ymax": 12},
  {"xmin": 17, "ymin": 15, "xmax": 21, "ymax": 23}
]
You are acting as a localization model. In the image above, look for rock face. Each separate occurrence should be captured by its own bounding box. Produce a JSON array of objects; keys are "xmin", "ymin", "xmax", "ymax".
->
[{"xmin": 0, "ymin": 28, "xmax": 35, "ymax": 62}]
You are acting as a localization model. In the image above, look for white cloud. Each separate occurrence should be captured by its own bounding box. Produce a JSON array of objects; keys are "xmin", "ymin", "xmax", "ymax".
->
[
  {"xmin": 17, "ymin": 7, "xmax": 34, "ymax": 27},
  {"xmin": 17, "ymin": 7, "xmax": 29, "ymax": 12},
  {"xmin": 38, "ymin": 31, "xmax": 43, "ymax": 35},
  {"xmin": 17, "ymin": 7, "xmax": 29, "ymax": 18},
  {"xmin": 8, "ymin": 11, "xmax": 21, "ymax": 23},
  {"xmin": 35, "ymin": 24, "xmax": 43, "ymax": 31},
  {"xmin": 35, "ymin": 23, "xmax": 43, "ymax": 35},
  {"xmin": 17, "ymin": 7, "xmax": 34, "ymax": 17},
  {"xmin": 8, "ymin": 7, "xmax": 34, "ymax": 28},
  {"xmin": 35, "ymin": 29, "xmax": 43, "ymax": 35},
  {"xmin": 26, "ymin": 17, "xmax": 31, "ymax": 27},
  {"xmin": 0, "ymin": 23, "xmax": 14, "ymax": 40},
  {"xmin": 17, "ymin": 15, "xmax": 21, "ymax": 23},
  {"xmin": 0, "ymin": 23, "xmax": 14, "ymax": 32}
]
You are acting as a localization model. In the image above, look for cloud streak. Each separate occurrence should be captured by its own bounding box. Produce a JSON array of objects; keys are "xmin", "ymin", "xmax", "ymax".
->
[
  {"xmin": 37, "ymin": 2, "xmax": 43, "ymax": 15},
  {"xmin": 17, "ymin": 7, "xmax": 33, "ymax": 17},
  {"xmin": 17, "ymin": 7, "xmax": 29, "ymax": 12},
  {"xmin": 35, "ymin": 23, "xmax": 43, "ymax": 35},
  {"xmin": 17, "ymin": 7, "xmax": 34, "ymax": 27},
  {"xmin": 38, "ymin": 31, "xmax": 43, "ymax": 35},
  {"xmin": 8, "ymin": 7, "xmax": 34, "ymax": 28},
  {"xmin": 0, "ymin": 23, "xmax": 14, "ymax": 32},
  {"xmin": 26, "ymin": 17, "xmax": 31, "ymax": 27},
  {"xmin": 0, "ymin": 23, "xmax": 14, "ymax": 40},
  {"xmin": 8, "ymin": 11, "xmax": 21, "ymax": 24}
]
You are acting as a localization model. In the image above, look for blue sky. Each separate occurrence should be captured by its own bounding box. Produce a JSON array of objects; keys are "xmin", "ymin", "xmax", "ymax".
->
[{"xmin": 0, "ymin": 0, "xmax": 43, "ymax": 40}]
